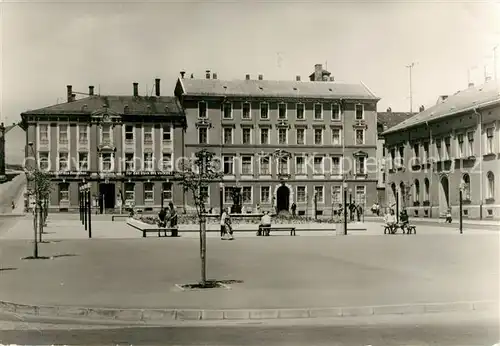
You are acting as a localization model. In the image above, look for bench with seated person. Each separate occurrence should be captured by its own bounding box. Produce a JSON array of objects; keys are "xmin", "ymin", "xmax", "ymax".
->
[{"xmin": 257, "ymin": 211, "xmax": 296, "ymax": 236}]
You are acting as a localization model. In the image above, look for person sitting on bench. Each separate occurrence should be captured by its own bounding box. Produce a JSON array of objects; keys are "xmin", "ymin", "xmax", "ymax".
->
[
  {"xmin": 384, "ymin": 208, "xmax": 396, "ymax": 232},
  {"xmin": 258, "ymin": 211, "xmax": 272, "ymax": 236},
  {"xmin": 400, "ymin": 209, "xmax": 409, "ymax": 227},
  {"xmin": 158, "ymin": 208, "xmax": 167, "ymax": 228}
]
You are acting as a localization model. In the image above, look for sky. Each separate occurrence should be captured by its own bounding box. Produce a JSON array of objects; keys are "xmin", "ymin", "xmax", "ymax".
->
[{"xmin": 1, "ymin": 0, "xmax": 499, "ymax": 125}]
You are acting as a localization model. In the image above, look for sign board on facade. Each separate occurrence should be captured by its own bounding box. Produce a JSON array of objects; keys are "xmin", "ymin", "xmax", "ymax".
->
[{"xmin": 124, "ymin": 171, "xmax": 172, "ymax": 176}]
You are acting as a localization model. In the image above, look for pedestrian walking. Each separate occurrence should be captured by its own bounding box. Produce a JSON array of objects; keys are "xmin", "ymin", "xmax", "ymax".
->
[
  {"xmin": 445, "ymin": 208, "xmax": 452, "ymax": 223},
  {"xmin": 291, "ymin": 202, "xmax": 296, "ymax": 217},
  {"xmin": 220, "ymin": 207, "xmax": 229, "ymax": 238}
]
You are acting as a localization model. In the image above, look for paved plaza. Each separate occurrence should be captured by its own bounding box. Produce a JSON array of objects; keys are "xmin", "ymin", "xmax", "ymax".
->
[{"xmin": 0, "ymin": 220, "xmax": 498, "ymax": 310}]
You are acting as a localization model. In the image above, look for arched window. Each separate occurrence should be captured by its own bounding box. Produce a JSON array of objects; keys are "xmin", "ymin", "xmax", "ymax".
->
[
  {"xmin": 487, "ymin": 172, "xmax": 495, "ymax": 200},
  {"xmin": 462, "ymin": 174, "xmax": 471, "ymax": 200},
  {"xmin": 414, "ymin": 179, "xmax": 420, "ymax": 203},
  {"xmin": 424, "ymin": 178, "xmax": 430, "ymax": 201}
]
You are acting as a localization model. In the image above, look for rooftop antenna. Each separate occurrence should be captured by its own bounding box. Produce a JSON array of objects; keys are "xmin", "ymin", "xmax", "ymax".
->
[
  {"xmin": 325, "ymin": 60, "xmax": 328, "ymax": 71},
  {"xmin": 494, "ymin": 45, "xmax": 498, "ymax": 80},
  {"xmin": 405, "ymin": 62, "xmax": 417, "ymax": 113},
  {"xmin": 98, "ymin": 84, "xmax": 101, "ymax": 96}
]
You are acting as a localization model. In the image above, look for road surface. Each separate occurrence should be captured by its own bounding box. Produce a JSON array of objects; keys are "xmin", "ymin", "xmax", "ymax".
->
[{"xmin": 0, "ymin": 311, "xmax": 497, "ymax": 345}]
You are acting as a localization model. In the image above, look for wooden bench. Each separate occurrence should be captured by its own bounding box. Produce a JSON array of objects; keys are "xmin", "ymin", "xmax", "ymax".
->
[
  {"xmin": 383, "ymin": 223, "xmax": 416, "ymax": 235},
  {"xmin": 258, "ymin": 226, "xmax": 296, "ymax": 236},
  {"xmin": 111, "ymin": 215, "xmax": 130, "ymax": 221},
  {"xmin": 126, "ymin": 220, "xmax": 179, "ymax": 238}
]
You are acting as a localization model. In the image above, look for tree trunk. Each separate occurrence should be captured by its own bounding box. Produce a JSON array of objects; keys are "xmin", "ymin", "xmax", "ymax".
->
[
  {"xmin": 38, "ymin": 204, "xmax": 43, "ymax": 242},
  {"xmin": 200, "ymin": 216, "xmax": 207, "ymax": 285}
]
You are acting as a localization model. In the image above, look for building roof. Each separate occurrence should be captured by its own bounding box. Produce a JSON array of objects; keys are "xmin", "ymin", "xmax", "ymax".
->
[
  {"xmin": 176, "ymin": 78, "xmax": 379, "ymax": 100},
  {"xmin": 383, "ymin": 79, "xmax": 500, "ymax": 135},
  {"xmin": 4, "ymin": 124, "xmax": 17, "ymax": 134},
  {"xmin": 377, "ymin": 111, "xmax": 416, "ymax": 130},
  {"xmin": 21, "ymin": 95, "xmax": 183, "ymax": 116}
]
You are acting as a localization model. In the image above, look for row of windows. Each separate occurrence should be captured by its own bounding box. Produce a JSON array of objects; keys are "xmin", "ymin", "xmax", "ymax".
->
[
  {"xmin": 387, "ymin": 126, "xmax": 498, "ymax": 168},
  {"xmin": 220, "ymin": 155, "xmax": 367, "ymax": 176},
  {"xmin": 199, "ymin": 101, "xmax": 365, "ymax": 121},
  {"xmin": 58, "ymin": 182, "xmax": 174, "ymax": 203},
  {"xmin": 218, "ymin": 185, "xmax": 367, "ymax": 205},
  {"xmin": 389, "ymin": 172, "xmax": 496, "ymax": 204},
  {"xmin": 38, "ymin": 124, "xmax": 172, "ymax": 146},
  {"xmin": 199, "ymin": 127, "xmax": 365, "ymax": 145},
  {"xmin": 39, "ymin": 152, "xmax": 173, "ymax": 172}
]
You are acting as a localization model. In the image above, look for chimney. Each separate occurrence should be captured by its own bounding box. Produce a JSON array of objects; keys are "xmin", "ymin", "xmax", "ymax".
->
[
  {"xmin": 133, "ymin": 82, "xmax": 139, "ymax": 97},
  {"xmin": 386, "ymin": 107, "xmax": 392, "ymax": 113},
  {"xmin": 205, "ymin": 70, "xmax": 211, "ymax": 79},
  {"xmin": 296, "ymin": 75, "xmax": 301, "ymax": 81},
  {"xmin": 89, "ymin": 86, "xmax": 94, "ymax": 96},
  {"xmin": 419, "ymin": 105, "xmax": 425, "ymax": 112},
  {"xmin": 190, "ymin": 73, "xmax": 194, "ymax": 79},
  {"xmin": 66, "ymin": 85, "xmax": 73, "ymax": 102},
  {"xmin": 329, "ymin": 76, "xmax": 335, "ymax": 81},
  {"xmin": 258, "ymin": 74, "xmax": 263, "ymax": 80},
  {"xmin": 155, "ymin": 78, "xmax": 160, "ymax": 97},
  {"xmin": 468, "ymin": 82, "xmax": 474, "ymax": 88},
  {"xmin": 212, "ymin": 73, "xmax": 217, "ymax": 79},
  {"xmin": 314, "ymin": 64, "xmax": 323, "ymax": 82},
  {"xmin": 180, "ymin": 71, "xmax": 186, "ymax": 79},
  {"xmin": 245, "ymin": 74, "xmax": 250, "ymax": 80},
  {"xmin": 71, "ymin": 93, "xmax": 76, "ymax": 101}
]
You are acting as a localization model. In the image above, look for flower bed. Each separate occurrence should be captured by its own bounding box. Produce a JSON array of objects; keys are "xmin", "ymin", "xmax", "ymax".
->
[{"xmin": 176, "ymin": 214, "xmax": 341, "ymax": 225}]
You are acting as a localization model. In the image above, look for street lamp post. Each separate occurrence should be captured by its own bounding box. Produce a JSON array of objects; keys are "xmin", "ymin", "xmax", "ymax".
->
[
  {"xmin": 396, "ymin": 191, "xmax": 399, "ymax": 223},
  {"xmin": 314, "ymin": 191, "xmax": 318, "ymax": 220},
  {"xmin": 87, "ymin": 184, "xmax": 92, "ymax": 238},
  {"xmin": 349, "ymin": 188, "xmax": 353, "ymax": 221},
  {"xmin": 343, "ymin": 182, "xmax": 348, "ymax": 235},
  {"xmin": 82, "ymin": 185, "xmax": 88, "ymax": 231},
  {"xmin": 459, "ymin": 182, "xmax": 464, "ymax": 234}
]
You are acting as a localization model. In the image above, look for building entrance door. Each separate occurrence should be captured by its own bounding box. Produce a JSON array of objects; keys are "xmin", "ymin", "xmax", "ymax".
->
[
  {"xmin": 276, "ymin": 184, "xmax": 290, "ymax": 213},
  {"xmin": 99, "ymin": 183, "xmax": 115, "ymax": 213}
]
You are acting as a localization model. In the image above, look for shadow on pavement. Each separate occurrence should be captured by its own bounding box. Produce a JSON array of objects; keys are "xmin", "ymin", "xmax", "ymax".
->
[{"xmin": 0, "ymin": 267, "xmax": 17, "ymax": 271}]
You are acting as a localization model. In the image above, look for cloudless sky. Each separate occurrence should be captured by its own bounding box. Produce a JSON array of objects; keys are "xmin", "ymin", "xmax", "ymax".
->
[{"xmin": 1, "ymin": 0, "xmax": 499, "ymax": 125}]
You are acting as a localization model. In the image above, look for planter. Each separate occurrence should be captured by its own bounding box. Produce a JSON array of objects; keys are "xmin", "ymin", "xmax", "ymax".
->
[
  {"xmin": 413, "ymin": 201, "xmax": 420, "ymax": 207},
  {"xmin": 422, "ymin": 200, "xmax": 430, "ymax": 206},
  {"xmin": 485, "ymin": 198, "xmax": 495, "ymax": 205}
]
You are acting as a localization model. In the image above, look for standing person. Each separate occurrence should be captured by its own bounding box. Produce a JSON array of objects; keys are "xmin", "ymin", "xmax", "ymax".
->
[
  {"xmin": 11, "ymin": 200, "xmax": 15, "ymax": 211},
  {"xmin": 291, "ymin": 202, "xmax": 297, "ymax": 217},
  {"xmin": 220, "ymin": 207, "xmax": 228, "ymax": 238},
  {"xmin": 224, "ymin": 211, "xmax": 234, "ymax": 240},
  {"xmin": 356, "ymin": 204, "xmax": 362, "ymax": 222},
  {"xmin": 445, "ymin": 208, "xmax": 452, "ymax": 223},
  {"xmin": 167, "ymin": 202, "xmax": 178, "ymax": 236}
]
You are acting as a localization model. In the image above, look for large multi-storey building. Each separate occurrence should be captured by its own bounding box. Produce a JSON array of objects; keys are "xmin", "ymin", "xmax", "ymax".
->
[
  {"xmin": 21, "ymin": 80, "xmax": 186, "ymax": 212},
  {"xmin": 175, "ymin": 64, "xmax": 380, "ymax": 216},
  {"xmin": 382, "ymin": 79, "xmax": 500, "ymax": 219}
]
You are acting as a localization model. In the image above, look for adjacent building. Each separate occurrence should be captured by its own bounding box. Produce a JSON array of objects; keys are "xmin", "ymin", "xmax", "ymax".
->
[
  {"xmin": 382, "ymin": 79, "xmax": 500, "ymax": 219},
  {"xmin": 376, "ymin": 108, "xmax": 416, "ymax": 206},
  {"xmin": 2, "ymin": 122, "xmax": 26, "ymax": 169},
  {"xmin": 21, "ymin": 80, "xmax": 186, "ymax": 212},
  {"xmin": 175, "ymin": 64, "xmax": 380, "ymax": 216}
]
